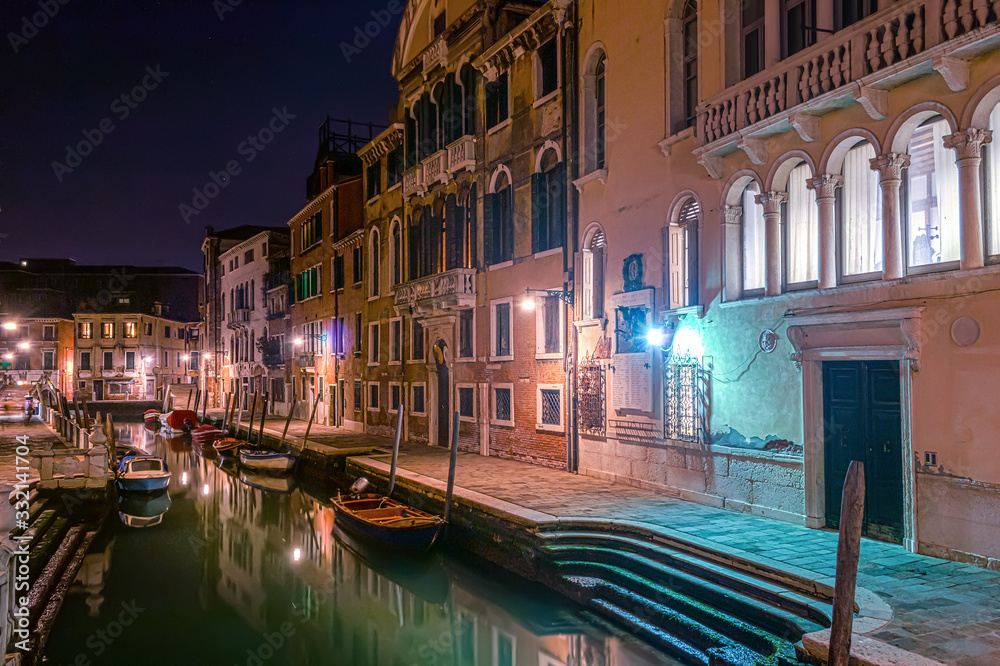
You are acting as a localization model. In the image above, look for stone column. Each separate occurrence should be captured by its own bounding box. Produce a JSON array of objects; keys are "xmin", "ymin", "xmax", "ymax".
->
[
  {"xmin": 870, "ymin": 153, "xmax": 910, "ymax": 280},
  {"xmin": 944, "ymin": 128, "xmax": 992, "ymax": 270},
  {"xmin": 807, "ymin": 174, "xmax": 844, "ymax": 289},
  {"xmin": 722, "ymin": 205, "xmax": 743, "ymax": 302},
  {"xmin": 755, "ymin": 191, "xmax": 788, "ymax": 297}
]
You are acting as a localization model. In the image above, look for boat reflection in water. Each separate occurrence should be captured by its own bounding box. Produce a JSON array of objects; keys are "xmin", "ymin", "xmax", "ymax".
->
[
  {"xmin": 118, "ymin": 490, "xmax": 172, "ymax": 528},
  {"xmin": 45, "ymin": 422, "xmax": 679, "ymax": 666}
]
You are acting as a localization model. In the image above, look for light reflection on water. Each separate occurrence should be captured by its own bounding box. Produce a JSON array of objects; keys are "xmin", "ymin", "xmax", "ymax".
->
[{"xmin": 45, "ymin": 422, "xmax": 678, "ymax": 666}]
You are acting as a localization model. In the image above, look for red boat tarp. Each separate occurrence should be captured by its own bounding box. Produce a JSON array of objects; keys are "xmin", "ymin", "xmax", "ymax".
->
[{"xmin": 165, "ymin": 410, "xmax": 199, "ymax": 430}]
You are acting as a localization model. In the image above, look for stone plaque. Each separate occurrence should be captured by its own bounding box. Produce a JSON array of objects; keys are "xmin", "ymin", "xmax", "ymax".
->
[{"xmin": 611, "ymin": 352, "xmax": 652, "ymax": 413}]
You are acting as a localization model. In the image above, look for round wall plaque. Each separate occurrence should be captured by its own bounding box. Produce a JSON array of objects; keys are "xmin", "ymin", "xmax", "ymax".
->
[
  {"xmin": 951, "ymin": 316, "xmax": 981, "ymax": 347},
  {"xmin": 758, "ymin": 329, "xmax": 778, "ymax": 353}
]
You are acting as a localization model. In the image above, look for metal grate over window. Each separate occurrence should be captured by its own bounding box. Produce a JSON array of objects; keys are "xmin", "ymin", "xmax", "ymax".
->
[
  {"xmin": 494, "ymin": 387, "xmax": 511, "ymax": 422},
  {"xmin": 540, "ymin": 389, "xmax": 561, "ymax": 426},
  {"xmin": 664, "ymin": 358, "xmax": 703, "ymax": 443},
  {"xmin": 577, "ymin": 355, "xmax": 606, "ymax": 435},
  {"xmin": 459, "ymin": 387, "xmax": 475, "ymax": 418}
]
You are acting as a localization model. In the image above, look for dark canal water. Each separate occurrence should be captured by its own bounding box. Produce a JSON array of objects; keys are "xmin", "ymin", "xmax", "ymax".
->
[{"xmin": 44, "ymin": 423, "xmax": 678, "ymax": 666}]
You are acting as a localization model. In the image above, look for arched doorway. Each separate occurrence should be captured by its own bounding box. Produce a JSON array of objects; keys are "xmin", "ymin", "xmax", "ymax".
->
[{"xmin": 432, "ymin": 340, "xmax": 450, "ymax": 448}]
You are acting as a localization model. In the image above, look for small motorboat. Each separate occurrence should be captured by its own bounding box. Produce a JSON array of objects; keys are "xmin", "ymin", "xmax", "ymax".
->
[
  {"xmin": 332, "ymin": 480, "xmax": 444, "ymax": 554},
  {"xmin": 238, "ymin": 449, "xmax": 297, "ymax": 473},
  {"xmin": 143, "ymin": 409, "xmax": 161, "ymax": 424},
  {"xmin": 213, "ymin": 437, "xmax": 243, "ymax": 454},
  {"xmin": 116, "ymin": 455, "xmax": 171, "ymax": 493},
  {"xmin": 160, "ymin": 409, "xmax": 199, "ymax": 434},
  {"xmin": 190, "ymin": 424, "xmax": 223, "ymax": 443}
]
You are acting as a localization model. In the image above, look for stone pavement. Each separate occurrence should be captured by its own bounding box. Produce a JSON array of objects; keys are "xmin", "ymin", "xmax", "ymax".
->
[
  {"xmin": 0, "ymin": 414, "xmax": 71, "ymax": 486},
  {"xmin": 212, "ymin": 411, "xmax": 1000, "ymax": 664}
]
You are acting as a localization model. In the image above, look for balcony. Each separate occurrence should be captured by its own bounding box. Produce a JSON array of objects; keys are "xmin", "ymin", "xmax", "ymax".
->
[
  {"xmin": 403, "ymin": 164, "xmax": 425, "ymax": 198},
  {"xmin": 393, "ymin": 268, "xmax": 476, "ymax": 316},
  {"xmin": 447, "ymin": 135, "xmax": 475, "ymax": 173},
  {"xmin": 694, "ymin": 0, "xmax": 997, "ymax": 174},
  {"xmin": 298, "ymin": 352, "xmax": 316, "ymax": 368},
  {"xmin": 227, "ymin": 307, "xmax": 251, "ymax": 329},
  {"xmin": 422, "ymin": 36, "xmax": 448, "ymax": 76},
  {"xmin": 423, "ymin": 149, "xmax": 448, "ymax": 186}
]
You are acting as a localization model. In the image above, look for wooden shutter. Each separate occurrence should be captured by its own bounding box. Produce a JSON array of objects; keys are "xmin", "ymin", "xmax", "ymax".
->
[
  {"xmin": 484, "ymin": 192, "xmax": 497, "ymax": 265},
  {"xmin": 668, "ymin": 224, "xmax": 685, "ymax": 309},
  {"xmin": 445, "ymin": 197, "xmax": 461, "ymax": 270},
  {"xmin": 549, "ymin": 162, "xmax": 565, "ymax": 250},
  {"xmin": 531, "ymin": 173, "xmax": 545, "ymax": 253},
  {"xmin": 582, "ymin": 250, "xmax": 593, "ymax": 320}
]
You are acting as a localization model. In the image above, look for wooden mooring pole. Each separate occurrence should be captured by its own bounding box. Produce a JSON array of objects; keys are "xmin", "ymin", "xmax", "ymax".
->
[
  {"xmin": 444, "ymin": 411, "xmax": 460, "ymax": 524},
  {"xmin": 388, "ymin": 407, "xmax": 404, "ymax": 498},
  {"xmin": 829, "ymin": 460, "xmax": 866, "ymax": 666},
  {"xmin": 277, "ymin": 387, "xmax": 296, "ymax": 452}
]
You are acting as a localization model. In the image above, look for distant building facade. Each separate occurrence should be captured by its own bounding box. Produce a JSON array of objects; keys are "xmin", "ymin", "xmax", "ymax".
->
[{"xmin": 0, "ymin": 317, "xmax": 74, "ymax": 397}]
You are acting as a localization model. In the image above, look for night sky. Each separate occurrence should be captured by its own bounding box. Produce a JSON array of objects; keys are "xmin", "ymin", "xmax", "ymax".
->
[{"xmin": 0, "ymin": 0, "xmax": 400, "ymax": 270}]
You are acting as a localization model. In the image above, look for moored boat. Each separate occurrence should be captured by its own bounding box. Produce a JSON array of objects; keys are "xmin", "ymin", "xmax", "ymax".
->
[
  {"xmin": 160, "ymin": 409, "xmax": 199, "ymax": 434},
  {"xmin": 213, "ymin": 437, "xmax": 243, "ymax": 454},
  {"xmin": 331, "ymin": 492, "xmax": 444, "ymax": 554},
  {"xmin": 116, "ymin": 455, "xmax": 171, "ymax": 493},
  {"xmin": 190, "ymin": 424, "xmax": 223, "ymax": 443},
  {"xmin": 238, "ymin": 449, "xmax": 297, "ymax": 473},
  {"xmin": 143, "ymin": 409, "xmax": 161, "ymax": 423}
]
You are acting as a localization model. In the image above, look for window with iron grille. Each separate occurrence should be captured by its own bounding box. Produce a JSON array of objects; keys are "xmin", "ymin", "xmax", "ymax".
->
[
  {"xmin": 577, "ymin": 357, "xmax": 606, "ymax": 435},
  {"xmin": 539, "ymin": 387, "xmax": 562, "ymax": 428},
  {"xmin": 412, "ymin": 384, "xmax": 426, "ymax": 415},
  {"xmin": 492, "ymin": 301, "xmax": 511, "ymax": 358},
  {"xmin": 459, "ymin": 309, "xmax": 474, "ymax": 358},
  {"xmin": 458, "ymin": 386, "xmax": 475, "ymax": 419},
  {"xmin": 493, "ymin": 386, "xmax": 512, "ymax": 424},
  {"xmin": 664, "ymin": 358, "xmax": 704, "ymax": 443},
  {"xmin": 271, "ymin": 378, "xmax": 285, "ymax": 402}
]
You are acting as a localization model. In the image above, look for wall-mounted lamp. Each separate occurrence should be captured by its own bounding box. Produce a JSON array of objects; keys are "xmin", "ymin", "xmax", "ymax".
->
[{"xmin": 520, "ymin": 287, "xmax": 573, "ymax": 311}]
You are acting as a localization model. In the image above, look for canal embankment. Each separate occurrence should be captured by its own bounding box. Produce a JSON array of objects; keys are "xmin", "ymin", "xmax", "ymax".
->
[{"xmin": 205, "ymin": 410, "xmax": 978, "ymax": 665}]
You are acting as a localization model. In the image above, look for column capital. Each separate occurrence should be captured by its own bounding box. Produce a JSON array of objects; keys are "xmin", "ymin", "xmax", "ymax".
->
[
  {"xmin": 754, "ymin": 190, "xmax": 788, "ymax": 215},
  {"xmin": 806, "ymin": 174, "xmax": 844, "ymax": 200},
  {"xmin": 944, "ymin": 128, "xmax": 993, "ymax": 161},
  {"xmin": 870, "ymin": 153, "xmax": 910, "ymax": 181},
  {"xmin": 722, "ymin": 205, "xmax": 742, "ymax": 227}
]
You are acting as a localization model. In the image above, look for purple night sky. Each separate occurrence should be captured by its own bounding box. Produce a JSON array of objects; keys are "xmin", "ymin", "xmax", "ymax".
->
[{"xmin": 0, "ymin": 0, "xmax": 400, "ymax": 270}]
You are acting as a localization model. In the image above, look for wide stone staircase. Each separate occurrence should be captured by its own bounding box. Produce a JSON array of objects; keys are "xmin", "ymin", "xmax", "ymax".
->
[{"xmin": 533, "ymin": 521, "xmax": 835, "ymax": 666}]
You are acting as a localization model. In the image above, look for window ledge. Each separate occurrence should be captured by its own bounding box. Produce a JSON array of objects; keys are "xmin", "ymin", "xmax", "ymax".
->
[
  {"xmin": 411, "ymin": 411, "xmax": 428, "ymax": 417},
  {"xmin": 367, "ymin": 361, "xmax": 381, "ymax": 367},
  {"xmin": 456, "ymin": 357, "xmax": 475, "ymax": 363},
  {"xmin": 459, "ymin": 415, "xmax": 476, "ymax": 423},
  {"xmin": 389, "ymin": 360, "xmax": 401, "ymax": 366},
  {"xmin": 532, "ymin": 89, "xmax": 559, "ymax": 109},
  {"xmin": 297, "ymin": 295, "xmax": 321, "ymax": 304},
  {"xmin": 536, "ymin": 424, "xmax": 565, "ymax": 433},
  {"xmin": 573, "ymin": 169, "xmax": 607, "ymax": 191},
  {"xmin": 486, "ymin": 118, "xmax": 512, "ymax": 136},
  {"xmin": 367, "ymin": 295, "xmax": 381, "ymax": 302},
  {"xmin": 659, "ymin": 305, "xmax": 704, "ymax": 319},
  {"xmin": 489, "ymin": 355, "xmax": 513, "ymax": 362},
  {"xmin": 490, "ymin": 419, "xmax": 515, "ymax": 428},
  {"xmin": 533, "ymin": 247, "xmax": 562, "ymax": 260},
  {"xmin": 658, "ymin": 126, "xmax": 694, "ymax": 157},
  {"xmin": 574, "ymin": 318, "xmax": 604, "ymax": 329},
  {"xmin": 386, "ymin": 182, "xmax": 402, "ymax": 192},
  {"xmin": 535, "ymin": 352, "xmax": 562, "ymax": 361},
  {"xmin": 487, "ymin": 260, "xmax": 514, "ymax": 271},
  {"xmin": 367, "ymin": 407, "xmax": 381, "ymax": 413}
]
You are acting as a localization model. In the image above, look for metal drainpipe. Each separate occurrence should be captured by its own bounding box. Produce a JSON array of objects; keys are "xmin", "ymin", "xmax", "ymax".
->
[{"xmin": 561, "ymin": 2, "xmax": 579, "ymax": 473}]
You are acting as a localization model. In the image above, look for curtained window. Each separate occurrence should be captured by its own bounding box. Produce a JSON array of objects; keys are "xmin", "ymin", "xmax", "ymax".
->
[
  {"xmin": 841, "ymin": 142, "xmax": 883, "ymax": 277},
  {"xmin": 906, "ymin": 118, "xmax": 960, "ymax": 268},
  {"xmin": 742, "ymin": 182, "xmax": 765, "ymax": 292},
  {"xmin": 985, "ymin": 104, "xmax": 1000, "ymax": 258},
  {"xmin": 785, "ymin": 162, "xmax": 819, "ymax": 286}
]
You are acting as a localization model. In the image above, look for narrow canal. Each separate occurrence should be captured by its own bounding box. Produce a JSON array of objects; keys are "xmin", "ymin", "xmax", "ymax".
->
[{"xmin": 44, "ymin": 423, "xmax": 679, "ymax": 666}]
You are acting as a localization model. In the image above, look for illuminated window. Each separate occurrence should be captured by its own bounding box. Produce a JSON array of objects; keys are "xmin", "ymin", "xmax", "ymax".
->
[{"xmin": 124, "ymin": 321, "xmax": 137, "ymax": 338}]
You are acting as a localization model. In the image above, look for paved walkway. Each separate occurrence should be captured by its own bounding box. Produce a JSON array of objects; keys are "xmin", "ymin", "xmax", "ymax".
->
[
  {"xmin": 215, "ymin": 411, "xmax": 1000, "ymax": 664},
  {"xmin": 0, "ymin": 414, "xmax": 71, "ymax": 486}
]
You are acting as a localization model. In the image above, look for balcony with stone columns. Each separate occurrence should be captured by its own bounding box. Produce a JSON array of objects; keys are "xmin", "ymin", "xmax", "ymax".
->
[
  {"xmin": 423, "ymin": 149, "xmax": 448, "ymax": 186},
  {"xmin": 447, "ymin": 135, "xmax": 475, "ymax": 173},
  {"xmin": 403, "ymin": 164, "xmax": 425, "ymax": 198},
  {"xmin": 694, "ymin": 0, "xmax": 1000, "ymax": 178},
  {"xmin": 393, "ymin": 268, "xmax": 476, "ymax": 316}
]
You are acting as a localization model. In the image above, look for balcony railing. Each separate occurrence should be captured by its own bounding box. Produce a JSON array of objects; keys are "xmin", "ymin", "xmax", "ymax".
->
[
  {"xmin": 695, "ymin": 0, "xmax": 989, "ymax": 162},
  {"xmin": 393, "ymin": 268, "xmax": 476, "ymax": 315},
  {"xmin": 403, "ymin": 164, "xmax": 425, "ymax": 198},
  {"xmin": 227, "ymin": 308, "xmax": 251, "ymax": 328},
  {"xmin": 447, "ymin": 135, "xmax": 475, "ymax": 173},
  {"xmin": 424, "ymin": 149, "xmax": 448, "ymax": 185},
  {"xmin": 298, "ymin": 352, "xmax": 316, "ymax": 368}
]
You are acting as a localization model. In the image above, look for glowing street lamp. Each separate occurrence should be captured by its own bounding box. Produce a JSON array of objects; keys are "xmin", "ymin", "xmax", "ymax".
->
[
  {"xmin": 2, "ymin": 322, "xmax": 16, "ymax": 331},
  {"xmin": 18, "ymin": 342, "xmax": 29, "ymax": 350},
  {"xmin": 293, "ymin": 337, "xmax": 303, "ymax": 346},
  {"xmin": 645, "ymin": 327, "xmax": 668, "ymax": 348},
  {"xmin": 520, "ymin": 287, "xmax": 573, "ymax": 311},
  {"xmin": 3, "ymin": 353, "xmax": 12, "ymax": 360}
]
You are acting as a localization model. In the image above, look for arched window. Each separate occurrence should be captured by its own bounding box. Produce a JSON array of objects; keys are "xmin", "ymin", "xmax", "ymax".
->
[
  {"xmin": 742, "ymin": 182, "xmax": 766, "ymax": 293},
  {"xmin": 782, "ymin": 161, "xmax": 819, "ymax": 286},
  {"xmin": 582, "ymin": 227, "xmax": 605, "ymax": 320},
  {"xmin": 668, "ymin": 198, "xmax": 700, "ymax": 309},
  {"xmin": 532, "ymin": 148, "xmax": 565, "ymax": 254},
  {"xmin": 408, "ymin": 211, "xmax": 422, "ymax": 281},
  {"xmin": 369, "ymin": 229, "xmax": 381, "ymax": 298},
  {"xmin": 433, "ymin": 81, "xmax": 446, "ymax": 151},
  {"xmin": 460, "ymin": 64, "xmax": 478, "ymax": 136},
  {"xmin": 221, "ymin": 292, "xmax": 225, "ymax": 319},
  {"xmin": 250, "ymin": 279, "xmax": 255, "ymax": 310},
  {"xmin": 840, "ymin": 141, "xmax": 883, "ymax": 278},
  {"xmin": 582, "ymin": 47, "xmax": 607, "ymax": 174},
  {"xmin": 986, "ymin": 104, "xmax": 1000, "ymax": 258},
  {"xmin": 444, "ymin": 194, "xmax": 464, "ymax": 270},
  {"xmin": 681, "ymin": 0, "xmax": 698, "ymax": 130},
  {"xmin": 250, "ymin": 331, "xmax": 255, "ymax": 362},
  {"xmin": 464, "ymin": 184, "xmax": 477, "ymax": 268},
  {"xmin": 485, "ymin": 169, "xmax": 514, "ymax": 265},
  {"xmin": 390, "ymin": 220, "xmax": 402, "ymax": 286},
  {"xmin": 906, "ymin": 117, "xmax": 960, "ymax": 268},
  {"xmin": 421, "ymin": 198, "xmax": 445, "ymax": 276}
]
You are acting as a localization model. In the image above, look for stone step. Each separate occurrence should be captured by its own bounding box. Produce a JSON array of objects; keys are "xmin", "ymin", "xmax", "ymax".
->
[
  {"xmin": 29, "ymin": 516, "xmax": 69, "ymax": 580},
  {"xmin": 30, "ymin": 528, "xmax": 99, "ymax": 657},
  {"xmin": 27, "ymin": 525, "xmax": 84, "ymax": 622},
  {"xmin": 541, "ymin": 531, "xmax": 833, "ymax": 630},
  {"xmin": 559, "ymin": 559, "xmax": 805, "ymax": 661},
  {"xmin": 20, "ymin": 507, "xmax": 58, "ymax": 550}
]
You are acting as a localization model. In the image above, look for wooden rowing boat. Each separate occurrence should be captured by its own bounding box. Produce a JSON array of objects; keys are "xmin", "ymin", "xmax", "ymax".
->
[
  {"xmin": 213, "ymin": 437, "xmax": 243, "ymax": 454},
  {"xmin": 332, "ymin": 494, "xmax": 444, "ymax": 554}
]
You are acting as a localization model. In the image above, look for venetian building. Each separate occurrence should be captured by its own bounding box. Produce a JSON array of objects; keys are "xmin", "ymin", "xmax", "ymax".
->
[
  {"xmin": 576, "ymin": 0, "xmax": 1000, "ymax": 565},
  {"xmin": 382, "ymin": 0, "xmax": 575, "ymax": 467}
]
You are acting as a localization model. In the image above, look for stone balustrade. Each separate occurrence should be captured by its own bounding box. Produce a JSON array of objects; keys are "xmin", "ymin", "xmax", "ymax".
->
[
  {"xmin": 447, "ymin": 135, "xmax": 475, "ymax": 173},
  {"xmin": 696, "ymin": 0, "xmax": 979, "ymax": 152},
  {"xmin": 30, "ymin": 447, "xmax": 109, "ymax": 490},
  {"xmin": 393, "ymin": 268, "xmax": 476, "ymax": 315},
  {"xmin": 423, "ymin": 149, "xmax": 448, "ymax": 186},
  {"xmin": 403, "ymin": 164, "xmax": 424, "ymax": 198}
]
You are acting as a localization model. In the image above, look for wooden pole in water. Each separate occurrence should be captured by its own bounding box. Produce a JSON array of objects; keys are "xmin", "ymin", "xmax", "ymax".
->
[
  {"xmin": 300, "ymin": 390, "xmax": 322, "ymax": 453},
  {"xmin": 234, "ymin": 389, "xmax": 245, "ymax": 439},
  {"xmin": 106, "ymin": 413, "xmax": 116, "ymax": 466},
  {"xmin": 227, "ymin": 385, "xmax": 239, "ymax": 433},
  {"xmin": 829, "ymin": 460, "xmax": 866, "ymax": 666},
  {"xmin": 72, "ymin": 399, "xmax": 83, "ymax": 426},
  {"xmin": 245, "ymin": 393, "xmax": 258, "ymax": 442},
  {"xmin": 444, "ymin": 410, "xmax": 460, "ymax": 524},
  {"xmin": 388, "ymin": 406, "xmax": 404, "ymax": 498},
  {"xmin": 185, "ymin": 387, "xmax": 194, "ymax": 410},
  {"xmin": 201, "ymin": 385, "xmax": 209, "ymax": 422},
  {"xmin": 277, "ymin": 386, "xmax": 296, "ymax": 452},
  {"xmin": 80, "ymin": 397, "xmax": 92, "ymax": 429},
  {"xmin": 256, "ymin": 392, "xmax": 269, "ymax": 446},
  {"xmin": 193, "ymin": 388, "xmax": 201, "ymax": 415}
]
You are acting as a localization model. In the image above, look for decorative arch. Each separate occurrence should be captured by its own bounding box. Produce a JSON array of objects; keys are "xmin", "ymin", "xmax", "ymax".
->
[
  {"xmin": 369, "ymin": 226, "xmax": 382, "ymax": 298},
  {"xmin": 582, "ymin": 221, "xmax": 607, "ymax": 247},
  {"xmin": 766, "ymin": 150, "xmax": 817, "ymax": 190},
  {"xmin": 391, "ymin": 0, "xmax": 432, "ymax": 78},
  {"xmin": 582, "ymin": 41, "xmax": 608, "ymax": 77},
  {"xmin": 886, "ymin": 101, "xmax": 959, "ymax": 153},
  {"xmin": 963, "ymin": 74, "xmax": 1000, "ymax": 128},
  {"xmin": 820, "ymin": 128, "xmax": 883, "ymax": 173},
  {"xmin": 534, "ymin": 140, "xmax": 563, "ymax": 172},
  {"xmin": 721, "ymin": 169, "xmax": 763, "ymax": 207},
  {"xmin": 580, "ymin": 222, "xmax": 607, "ymax": 320},
  {"xmin": 667, "ymin": 190, "xmax": 702, "ymax": 226},
  {"xmin": 489, "ymin": 164, "xmax": 512, "ymax": 192}
]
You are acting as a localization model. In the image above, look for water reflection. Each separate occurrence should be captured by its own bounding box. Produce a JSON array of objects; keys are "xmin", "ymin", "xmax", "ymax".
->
[{"xmin": 47, "ymin": 423, "xmax": 677, "ymax": 666}]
